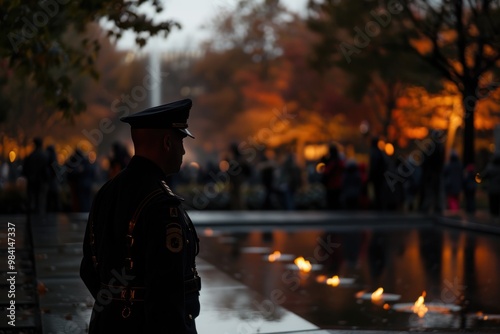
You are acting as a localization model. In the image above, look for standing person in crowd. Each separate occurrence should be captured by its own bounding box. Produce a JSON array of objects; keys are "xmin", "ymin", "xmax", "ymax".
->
[
  {"xmin": 463, "ymin": 163, "xmax": 477, "ymax": 214},
  {"xmin": 65, "ymin": 148, "xmax": 95, "ymax": 212},
  {"xmin": 227, "ymin": 142, "xmax": 250, "ymax": 210},
  {"xmin": 321, "ymin": 144, "xmax": 345, "ymax": 210},
  {"xmin": 368, "ymin": 137, "xmax": 386, "ymax": 210},
  {"xmin": 278, "ymin": 151, "xmax": 302, "ymax": 210},
  {"xmin": 80, "ymin": 99, "xmax": 201, "ymax": 333},
  {"xmin": 385, "ymin": 155, "xmax": 405, "ymax": 211},
  {"xmin": 46, "ymin": 145, "xmax": 61, "ymax": 212},
  {"xmin": 108, "ymin": 141, "xmax": 131, "ymax": 179},
  {"xmin": 443, "ymin": 150, "xmax": 463, "ymax": 212},
  {"xmin": 403, "ymin": 153, "xmax": 422, "ymax": 212},
  {"xmin": 357, "ymin": 162, "xmax": 370, "ymax": 210},
  {"xmin": 480, "ymin": 153, "xmax": 500, "ymax": 217},
  {"xmin": 22, "ymin": 137, "xmax": 49, "ymax": 214},
  {"xmin": 258, "ymin": 149, "xmax": 278, "ymax": 209},
  {"xmin": 418, "ymin": 130, "xmax": 445, "ymax": 214},
  {"xmin": 341, "ymin": 159, "xmax": 362, "ymax": 210}
]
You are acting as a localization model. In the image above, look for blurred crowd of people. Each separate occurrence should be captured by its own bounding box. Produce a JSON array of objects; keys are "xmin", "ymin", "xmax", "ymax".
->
[
  {"xmin": 1, "ymin": 133, "xmax": 500, "ymax": 217},
  {"xmin": 0, "ymin": 138, "xmax": 131, "ymax": 214}
]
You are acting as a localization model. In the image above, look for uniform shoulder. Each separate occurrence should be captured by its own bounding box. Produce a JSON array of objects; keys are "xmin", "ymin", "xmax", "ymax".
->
[{"xmin": 158, "ymin": 180, "xmax": 183, "ymax": 199}]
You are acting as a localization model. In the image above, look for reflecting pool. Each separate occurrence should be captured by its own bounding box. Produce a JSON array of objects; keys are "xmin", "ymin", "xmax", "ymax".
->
[{"xmin": 198, "ymin": 225, "xmax": 500, "ymax": 331}]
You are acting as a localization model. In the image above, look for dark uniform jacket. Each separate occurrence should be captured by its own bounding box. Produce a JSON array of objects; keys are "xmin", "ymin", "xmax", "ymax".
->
[{"xmin": 80, "ymin": 155, "xmax": 201, "ymax": 333}]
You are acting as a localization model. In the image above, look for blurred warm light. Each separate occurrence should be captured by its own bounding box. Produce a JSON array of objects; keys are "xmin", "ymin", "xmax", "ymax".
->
[
  {"xmin": 88, "ymin": 151, "xmax": 97, "ymax": 164},
  {"xmin": 294, "ymin": 256, "xmax": 312, "ymax": 273},
  {"xmin": 489, "ymin": 144, "xmax": 495, "ymax": 153},
  {"xmin": 219, "ymin": 160, "xmax": 229, "ymax": 172},
  {"xmin": 204, "ymin": 228, "xmax": 214, "ymax": 237},
  {"xmin": 316, "ymin": 162, "xmax": 325, "ymax": 174},
  {"xmin": 345, "ymin": 144, "xmax": 355, "ymax": 159},
  {"xmin": 96, "ymin": 158, "xmax": 107, "ymax": 173},
  {"xmin": 79, "ymin": 140, "xmax": 93, "ymax": 153},
  {"xmin": 17, "ymin": 146, "xmax": 24, "ymax": 160},
  {"xmin": 57, "ymin": 153, "xmax": 65, "ymax": 165},
  {"xmin": 384, "ymin": 143, "xmax": 395, "ymax": 156},
  {"xmin": 371, "ymin": 287, "xmax": 384, "ymax": 301},
  {"xmin": 412, "ymin": 291, "xmax": 428, "ymax": 318},
  {"xmin": 60, "ymin": 148, "xmax": 70, "ymax": 163},
  {"xmin": 190, "ymin": 162, "xmax": 200, "ymax": 169},
  {"xmin": 9, "ymin": 151, "xmax": 16, "ymax": 163},
  {"xmin": 355, "ymin": 290, "xmax": 367, "ymax": 299},
  {"xmin": 383, "ymin": 303, "xmax": 391, "ymax": 310},
  {"xmin": 404, "ymin": 127, "xmax": 428, "ymax": 139},
  {"xmin": 475, "ymin": 173, "xmax": 482, "ymax": 184},
  {"xmin": 268, "ymin": 251, "xmax": 282, "ymax": 262},
  {"xmin": 316, "ymin": 274, "xmax": 327, "ymax": 283},
  {"xmin": 304, "ymin": 144, "xmax": 329, "ymax": 161},
  {"xmin": 377, "ymin": 140, "xmax": 385, "ymax": 151},
  {"xmin": 326, "ymin": 275, "xmax": 340, "ymax": 287}
]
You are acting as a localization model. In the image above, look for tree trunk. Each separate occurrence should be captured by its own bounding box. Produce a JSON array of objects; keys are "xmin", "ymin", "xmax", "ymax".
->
[
  {"xmin": 382, "ymin": 97, "xmax": 395, "ymax": 141},
  {"xmin": 462, "ymin": 85, "xmax": 476, "ymax": 166}
]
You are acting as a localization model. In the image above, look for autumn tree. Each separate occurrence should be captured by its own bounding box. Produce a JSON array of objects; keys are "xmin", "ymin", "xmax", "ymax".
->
[
  {"xmin": 0, "ymin": 0, "xmax": 179, "ymax": 120},
  {"xmin": 184, "ymin": 0, "xmax": 370, "ymax": 163},
  {"xmin": 307, "ymin": 0, "xmax": 500, "ymax": 164},
  {"xmin": 307, "ymin": 0, "xmax": 442, "ymax": 144},
  {"xmin": 398, "ymin": 0, "xmax": 500, "ymax": 165},
  {"xmin": 192, "ymin": 0, "xmax": 292, "ymax": 137}
]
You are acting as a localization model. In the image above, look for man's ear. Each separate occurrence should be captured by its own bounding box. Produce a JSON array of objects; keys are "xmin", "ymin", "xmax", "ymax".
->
[{"xmin": 163, "ymin": 134, "xmax": 171, "ymax": 151}]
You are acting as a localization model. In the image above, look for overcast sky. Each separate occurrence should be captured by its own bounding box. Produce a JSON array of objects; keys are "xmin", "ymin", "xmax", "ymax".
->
[{"xmin": 117, "ymin": 0, "xmax": 308, "ymax": 52}]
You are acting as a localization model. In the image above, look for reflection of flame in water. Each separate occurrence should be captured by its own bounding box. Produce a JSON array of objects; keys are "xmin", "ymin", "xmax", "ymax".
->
[
  {"xmin": 294, "ymin": 256, "xmax": 312, "ymax": 272},
  {"xmin": 316, "ymin": 275, "xmax": 327, "ymax": 283},
  {"xmin": 204, "ymin": 228, "xmax": 214, "ymax": 237},
  {"xmin": 371, "ymin": 287, "xmax": 384, "ymax": 301},
  {"xmin": 412, "ymin": 291, "xmax": 428, "ymax": 318},
  {"xmin": 383, "ymin": 303, "xmax": 390, "ymax": 310},
  {"xmin": 474, "ymin": 311, "xmax": 500, "ymax": 321},
  {"xmin": 268, "ymin": 251, "xmax": 282, "ymax": 262},
  {"xmin": 355, "ymin": 290, "xmax": 366, "ymax": 299},
  {"xmin": 326, "ymin": 275, "xmax": 340, "ymax": 287}
]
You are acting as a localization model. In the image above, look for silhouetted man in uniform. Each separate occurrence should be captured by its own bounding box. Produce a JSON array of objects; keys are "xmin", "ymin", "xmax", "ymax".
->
[{"xmin": 80, "ymin": 99, "xmax": 201, "ymax": 333}]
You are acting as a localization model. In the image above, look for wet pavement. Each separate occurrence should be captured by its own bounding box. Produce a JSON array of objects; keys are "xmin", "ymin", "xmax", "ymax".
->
[{"xmin": 1, "ymin": 210, "xmax": 500, "ymax": 333}]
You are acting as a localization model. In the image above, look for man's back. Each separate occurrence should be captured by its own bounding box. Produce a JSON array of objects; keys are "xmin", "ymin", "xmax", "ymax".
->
[{"xmin": 80, "ymin": 156, "xmax": 200, "ymax": 333}]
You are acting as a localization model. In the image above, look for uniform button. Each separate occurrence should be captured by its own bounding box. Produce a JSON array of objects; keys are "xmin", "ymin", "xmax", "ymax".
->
[
  {"xmin": 188, "ymin": 314, "xmax": 193, "ymax": 320},
  {"xmin": 186, "ymin": 239, "xmax": 190, "ymax": 244}
]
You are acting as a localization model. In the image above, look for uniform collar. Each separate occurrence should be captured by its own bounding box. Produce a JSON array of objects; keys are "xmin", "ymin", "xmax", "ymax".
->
[
  {"xmin": 127, "ymin": 155, "xmax": 167, "ymax": 179},
  {"xmin": 127, "ymin": 155, "xmax": 184, "ymax": 201}
]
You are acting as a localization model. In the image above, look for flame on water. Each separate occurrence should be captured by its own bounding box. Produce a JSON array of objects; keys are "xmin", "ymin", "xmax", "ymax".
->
[
  {"xmin": 412, "ymin": 291, "xmax": 428, "ymax": 318},
  {"xmin": 294, "ymin": 256, "xmax": 312, "ymax": 272},
  {"xmin": 371, "ymin": 287, "xmax": 384, "ymax": 301},
  {"xmin": 326, "ymin": 275, "xmax": 340, "ymax": 287},
  {"xmin": 268, "ymin": 251, "xmax": 282, "ymax": 262}
]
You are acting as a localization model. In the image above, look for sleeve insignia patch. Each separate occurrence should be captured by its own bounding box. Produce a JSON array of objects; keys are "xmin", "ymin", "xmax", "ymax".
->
[
  {"xmin": 166, "ymin": 224, "xmax": 183, "ymax": 253},
  {"xmin": 169, "ymin": 207, "xmax": 178, "ymax": 217}
]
